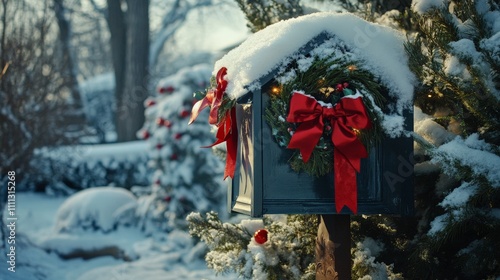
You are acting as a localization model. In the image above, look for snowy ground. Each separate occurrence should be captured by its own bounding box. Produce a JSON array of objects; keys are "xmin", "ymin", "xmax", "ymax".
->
[{"xmin": 0, "ymin": 192, "xmax": 236, "ymax": 280}]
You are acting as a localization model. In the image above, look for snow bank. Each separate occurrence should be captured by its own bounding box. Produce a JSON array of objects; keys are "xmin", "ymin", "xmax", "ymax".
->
[
  {"xmin": 55, "ymin": 187, "xmax": 138, "ymax": 233},
  {"xmin": 7, "ymin": 192, "xmax": 234, "ymax": 280},
  {"xmin": 76, "ymin": 253, "xmax": 224, "ymax": 280}
]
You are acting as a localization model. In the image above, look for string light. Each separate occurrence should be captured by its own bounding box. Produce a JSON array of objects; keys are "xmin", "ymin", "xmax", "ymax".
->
[
  {"xmin": 347, "ymin": 65, "xmax": 357, "ymax": 72},
  {"xmin": 271, "ymin": 86, "xmax": 281, "ymax": 95},
  {"xmin": 317, "ymin": 77, "xmax": 326, "ymax": 86}
]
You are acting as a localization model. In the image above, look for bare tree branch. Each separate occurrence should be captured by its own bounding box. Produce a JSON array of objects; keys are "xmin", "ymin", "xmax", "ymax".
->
[{"xmin": 149, "ymin": 0, "xmax": 214, "ymax": 67}]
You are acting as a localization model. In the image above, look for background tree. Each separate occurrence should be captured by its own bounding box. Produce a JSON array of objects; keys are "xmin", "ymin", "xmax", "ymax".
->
[
  {"xmin": 105, "ymin": 0, "xmax": 150, "ymax": 142},
  {"xmin": 401, "ymin": 0, "xmax": 500, "ymax": 278},
  {"xmin": 148, "ymin": 0, "xmax": 216, "ymax": 68},
  {"xmin": 106, "ymin": 0, "xmax": 128, "ymax": 140},
  {"xmin": 0, "ymin": 0, "xmax": 85, "ymax": 180},
  {"xmin": 120, "ymin": 0, "xmax": 149, "ymax": 142},
  {"xmin": 135, "ymin": 64, "xmax": 227, "ymax": 233},
  {"xmin": 53, "ymin": 0, "xmax": 84, "ymax": 112},
  {"xmin": 0, "ymin": 0, "xmax": 85, "ymax": 249},
  {"xmin": 106, "ymin": 0, "xmax": 220, "ymax": 142},
  {"xmin": 315, "ymin": 0, "xmax": 414, "ymax": 30},
  {"xmin": 234, "ymin": 0, "xmax": 304, "ymax": 32}
]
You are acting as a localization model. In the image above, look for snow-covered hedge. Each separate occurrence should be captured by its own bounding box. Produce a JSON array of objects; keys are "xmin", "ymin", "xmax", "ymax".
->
[{"xmin": 26, "ymin": 141, "xmax": 151, "ymax": 195}]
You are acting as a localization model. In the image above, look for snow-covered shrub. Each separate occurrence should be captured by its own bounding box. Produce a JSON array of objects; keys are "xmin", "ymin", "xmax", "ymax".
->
[
  {"xmin": 27, "ymin": 141, "xmax": 151, "ymax": 194},
  {"xmin": 135, "ymin": 64, "xmax": 226, "ymax": 233},
  {"xmin": 55, "ymin": 187, "xmax": 137, "ymax": 233}
]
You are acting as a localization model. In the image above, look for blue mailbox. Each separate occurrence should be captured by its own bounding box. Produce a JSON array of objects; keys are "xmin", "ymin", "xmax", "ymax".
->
[{"xmin": 210, "ymin": 14, "xmax": 415, "ymax": 217}]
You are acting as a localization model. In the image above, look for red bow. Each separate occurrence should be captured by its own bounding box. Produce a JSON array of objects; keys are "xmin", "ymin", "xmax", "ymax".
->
[
  {"xmin": 286, "ymin": 92, "xmax": 371, "ymax": 213},
  {"xmin": 189, "ymin": 67, "xmax": 237, "ymax": 179}
]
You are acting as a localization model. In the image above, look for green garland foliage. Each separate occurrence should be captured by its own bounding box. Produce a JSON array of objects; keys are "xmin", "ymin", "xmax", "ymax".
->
[{"xmin": 264, "ymin": 55, "xmax": 387, "ymax": 177}]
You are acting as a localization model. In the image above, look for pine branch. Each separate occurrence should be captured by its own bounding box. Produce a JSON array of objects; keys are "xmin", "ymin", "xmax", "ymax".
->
[{"xmin": 187, "ymin": 212, "xmax": 251, "ymax": 250}]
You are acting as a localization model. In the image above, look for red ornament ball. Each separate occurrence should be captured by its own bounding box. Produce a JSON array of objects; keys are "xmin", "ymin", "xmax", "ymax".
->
[
  {"xmin": 145, "ymin": 99, "xmax": 156, "ymax": 107},
  {"xmin": 174, "ymin": 133, "xmax": 183, "ymax": 140},
  {"xmin": 170, "ymin": 154, "xmax": 178, "ymax": 160},
  {"xmin": 158, "ymin": 85, "xmax": 175, "ymax": 94},
  {"xmin": 141, "ymin": 130, "xmax": 150, "ymax": 139},
  {"xmin": 156, "ymin": 143, "xmax": 163, "ymax": 150},
  {"xmin": 163, "ymin": 196, "xmax": 172, "ymax": 202},
  {"xmin": 180, "ymin": 109, "xmax": 190, "ymax": 118},
  {"xmin": 157, "ymin": 118, "xmax": 173, "ymax": 128},
  {"xmin": 335, "ymin": 83, "xmax": 344, "ymax": 92},
  {"xmin": 254, "ymin": 229, "xmax": 268, "ymax": 244},
  {"xmin": 156, "ymin": 118, "xmax": 165, "ymax": 126}
]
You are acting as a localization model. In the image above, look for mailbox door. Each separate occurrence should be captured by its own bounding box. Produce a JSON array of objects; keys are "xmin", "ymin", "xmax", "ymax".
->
[
  {"xmin": 229, "ymin": 84, "xmax": 413, "ymax": 218},
  {"xmin": 258, "ymin": 82, "xmax": 413, "ymax": 216}
]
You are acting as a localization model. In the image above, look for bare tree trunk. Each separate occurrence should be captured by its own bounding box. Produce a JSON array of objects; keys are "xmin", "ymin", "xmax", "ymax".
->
[
  {"xmin": 53, "ymin": 0, "xmax": 82, "ymax": 107},
  {"xmin": 53, "ymin": 0, "xmax": 86, "ymax": 133},
  {"xmin": 115, "ymin": 0, "xmax": 149, "ymax": 142},
  {"xmin": 106, "ymin": 0, "xmax": 127, "ymax": 141}
]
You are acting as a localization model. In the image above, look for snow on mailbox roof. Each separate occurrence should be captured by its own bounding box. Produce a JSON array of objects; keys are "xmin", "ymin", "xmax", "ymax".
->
[{"xmin": 214, "ymin": 12, "xmax": 415, "ymax": 111}]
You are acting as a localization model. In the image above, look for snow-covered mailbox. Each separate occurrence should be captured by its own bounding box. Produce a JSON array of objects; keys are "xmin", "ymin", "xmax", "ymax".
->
[{"xmin": 190, "ymin": 13, "xmax": 414, "ymax": 217}]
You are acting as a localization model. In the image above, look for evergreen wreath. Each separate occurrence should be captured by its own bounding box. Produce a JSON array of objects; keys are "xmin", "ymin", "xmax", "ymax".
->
[{"xmin": 264, "ymin": 55, "xmax": 387, "ymax": 177}]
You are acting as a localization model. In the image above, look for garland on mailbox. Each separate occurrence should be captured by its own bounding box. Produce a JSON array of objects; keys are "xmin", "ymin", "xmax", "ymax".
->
[{"xmin": 264, "ymin": 56, "xmax": 387, "ymax": 213}]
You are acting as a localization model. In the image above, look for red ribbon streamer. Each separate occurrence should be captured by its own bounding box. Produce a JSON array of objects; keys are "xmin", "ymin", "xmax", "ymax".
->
[
  {"xmin": 286, "ymin": 92, "xmax": 371, "ymax": 213},
  {"xmin": 189, "ymin": 67, "xmax": 237, "ymax": 179}
]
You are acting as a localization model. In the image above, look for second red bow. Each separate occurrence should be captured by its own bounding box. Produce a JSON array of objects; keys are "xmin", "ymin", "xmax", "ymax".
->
[{"xmin": 286, "ymin": 92, "xmax": 371, "ymax": 213}]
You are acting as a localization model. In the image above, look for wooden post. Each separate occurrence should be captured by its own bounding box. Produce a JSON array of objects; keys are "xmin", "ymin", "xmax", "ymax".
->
[{"xmin": 316, "ymin": 214, "xmax": 351, "ymax": 280}]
